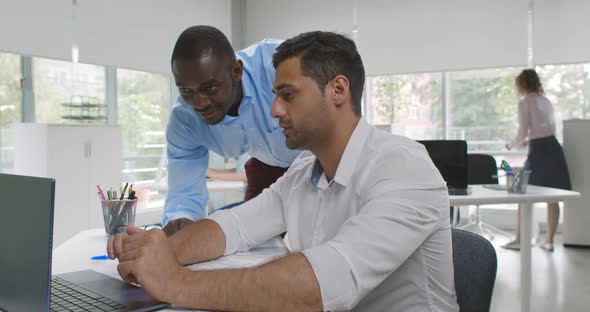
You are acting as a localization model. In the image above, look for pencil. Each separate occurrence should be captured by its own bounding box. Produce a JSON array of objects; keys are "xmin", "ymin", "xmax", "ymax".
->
[{"xmin": 119, "ymin": 182, "xmax": 129, "ymax": 200}]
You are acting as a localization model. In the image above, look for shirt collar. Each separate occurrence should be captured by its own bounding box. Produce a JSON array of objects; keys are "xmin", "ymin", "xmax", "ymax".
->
[
  {"xmin": 218, "ymin": 55, "xmax": 253, "ymax": 124},
  {"xmin": 237, "ymin": 54, "xmax": 254, "ymax": 101},
  {"xmin": 310, "ymin": 118, "xmax": 371, "ymax": 188}
]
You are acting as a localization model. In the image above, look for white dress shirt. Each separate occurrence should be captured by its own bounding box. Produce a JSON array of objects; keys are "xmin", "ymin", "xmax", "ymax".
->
[
  {"xmin": 509, "ymin": 93, "xmax": 556, "ymax": 148},
  {"xmin": 208, "ymin": 118, "xmax": 459, "ymax": 312}
]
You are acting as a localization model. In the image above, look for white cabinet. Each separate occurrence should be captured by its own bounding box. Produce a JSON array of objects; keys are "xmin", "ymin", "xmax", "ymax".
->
[
  {"xmin": 14, "ymin": 124, "xmax": 122, "ymax": 246},
  {"xmin": 563, "ymin": 119, "xmax": 590, "ymax": 246}
]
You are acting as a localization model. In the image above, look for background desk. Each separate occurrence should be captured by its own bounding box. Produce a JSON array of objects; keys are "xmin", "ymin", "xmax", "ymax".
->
[
  {"xmin": 146, "ymin": 179, "xmax": 245, "ymax": 193},
  {"xmin": 144, "ymin": 179, "xmax": 246, "ymax": 216},
  {"xmin": 206, "ymin": 180, "xmax": 245, "ymax": 192},
  {"xmin": 451, "ymin": 185, "xmax": 580, "ymax": 312},
  {"xmin": 53, "ymin": 229, "xmax": 288, "ymax": 312}
]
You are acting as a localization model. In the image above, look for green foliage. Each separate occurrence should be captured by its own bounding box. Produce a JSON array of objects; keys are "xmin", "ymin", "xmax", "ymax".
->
[
  {"xmin": 538, "ymin": 64, "xmax": 590, "ymax": 120},
  {"xmin": 370, "ymin": 65, "xmax": 590, "ymax": 151},
  {"xmin": 0, "ymin": 53, "xmax": 21, "ymax": 125},
  {"xmin": 117, "ymin": 70, "xmax": 169, "ymax": 158},
  {"xmin": 370, "ymin": 68, "xmax": 522, "ymax": 150},
  {"xmin": 372, "ymin": 73, "xmax": 442, "ymax": 139},
  {"xmin": 33, "ymin": 59, "xmax": 68, "ymax": 123},
  {"xmin": 448, "ymin": 68, "xmax": 520, "ymax": 150}
]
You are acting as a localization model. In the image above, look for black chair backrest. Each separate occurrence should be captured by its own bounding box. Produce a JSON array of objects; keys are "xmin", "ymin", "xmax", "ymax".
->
[
  {"xmin": 467, "ymin": 154, "xmax": 498, "ymax": 185},
  {"xmin": 452, "ymin": 229, "xmax": 497, "ymax": 312}
]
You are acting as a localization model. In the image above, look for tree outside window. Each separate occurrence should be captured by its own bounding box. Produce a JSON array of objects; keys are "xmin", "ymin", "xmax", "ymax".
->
[
  {"xmin": 537, "ymin": 64, "xmax": 590, "ymax": 141},
  {"xmin": 0, "ymin": 52, "xmax": 22, "ymax": 172},
  {"xmin": 367, "ymin": 73, "xmax": 443, "ymax": 140},
  {"xmin": 117, "ymin": 68, "xmax": 170, "ymax": 208},
  {"xmin": 447, "ymin": 67, "xmax": 521, "ymax": 152}
]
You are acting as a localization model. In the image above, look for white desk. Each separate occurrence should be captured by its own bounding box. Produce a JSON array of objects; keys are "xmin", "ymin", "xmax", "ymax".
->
[
  {"xmin": 53, "ymin": 229, "xmax": 288, "ymax": 311},
  {"xmin": 145, "ymin": 179, "xmax": 245, "ymax": 215},
  {"xmin": 206, "ymin": 180, "xmax": 245, "ymax": 192},
  {"xmin": 55, "ymin": 185, "xmax": 579, "ymax": 312},
  {"xmin": 450, "ymin": 185, "xmax": 580, "ymax": 312},
  {"xmin": 147, "ymin": 180, "xmax": 245, "ymax": 193}
]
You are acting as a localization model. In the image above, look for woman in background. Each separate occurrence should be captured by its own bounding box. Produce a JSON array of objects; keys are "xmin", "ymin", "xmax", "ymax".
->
[{"xmin": 503, "ymin": 69, "xmax": 572, "ymax": 252}]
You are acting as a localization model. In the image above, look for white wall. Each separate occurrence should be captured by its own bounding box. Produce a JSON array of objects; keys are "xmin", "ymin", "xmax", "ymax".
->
[
  {"xmin": 357, "ymin": 0, "xmax": 529, "ymax": 75},
  {"xmin": 534, "ymin": 0, "xmax": 590, "ymax": 65},
  {"xmin": 0, "ymin": 0, "xmax": 72, "ymax": 60},
  {"xmin": 246, "ymin": 0, "xmax": 353, "ymax": 45},
  {"xmin": 245, "ymin": 0, "xmax": 529, "ymax": 76},
  {"xmin": 4, "ymin": 0, "xmax": 590, "ymax": 75},
  {"xmin": 231, "ymin": 0, "xmax": 247, "ymax": 50},
  {"xmin": 76, "ymin": 0, "xmax": 231, "ymax": 74},
  {"xmin": 0, "ymin": 0, "xmax": 232, "ymax": 74}
]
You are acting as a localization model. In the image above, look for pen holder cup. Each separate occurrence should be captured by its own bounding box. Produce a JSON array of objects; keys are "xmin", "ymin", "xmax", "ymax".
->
[
  {"xmin": 101, "ymin": 199, "xmax": 138, "ymax": 236},
  {"xmin": 507, "ymin": 170, "xmax": 532, "ymax": 194}
]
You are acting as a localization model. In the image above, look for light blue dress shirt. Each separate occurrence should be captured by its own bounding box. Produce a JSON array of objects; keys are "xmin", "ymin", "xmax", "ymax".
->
[{"xmin": 163, "ymin": 39, "xmax": 301, "ymax": 224}]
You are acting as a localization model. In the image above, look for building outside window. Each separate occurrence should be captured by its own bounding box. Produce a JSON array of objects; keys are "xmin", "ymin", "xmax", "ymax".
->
[{"xmin": 366, "ymin": 73, "xmax": 443, "ymax": 140}]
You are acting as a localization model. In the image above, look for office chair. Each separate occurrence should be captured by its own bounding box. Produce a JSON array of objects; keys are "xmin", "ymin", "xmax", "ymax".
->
[
  {"xmin": 452, "ymin": 229, "xmax": 497, "ymax": 312},
  {"xmin": 460, "ymin": 154, "xmax": 511, "ymax": 240}
]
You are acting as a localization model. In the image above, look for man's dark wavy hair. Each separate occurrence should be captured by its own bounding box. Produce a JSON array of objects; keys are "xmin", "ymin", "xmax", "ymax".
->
[{"xmin": 273, "ymin": 31, "xmax": 365, "ymax": 116}]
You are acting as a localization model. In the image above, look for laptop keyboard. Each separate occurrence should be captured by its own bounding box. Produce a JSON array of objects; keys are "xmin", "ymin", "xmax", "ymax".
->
[{"xmin": 50, "ymin": 277, "xmax": 127, "ymax": 312}]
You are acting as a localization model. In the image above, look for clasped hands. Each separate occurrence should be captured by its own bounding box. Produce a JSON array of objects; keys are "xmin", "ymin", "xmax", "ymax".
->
[{"xmin": 107, "ymin": 226, "xmax": 186, "ymax": 302}]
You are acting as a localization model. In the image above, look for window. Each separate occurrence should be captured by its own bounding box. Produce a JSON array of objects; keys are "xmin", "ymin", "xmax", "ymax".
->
[
  {"xmin": 366, "ymin": 73, "xmax": 443, "ymax": 140},
  {"xmin": 0, "ymin": 52, "xmax": 22, "ymax": 172},
  {"xmin": 34, "ymin": 58, "xmax": 106, "ymax": 124},
  {"xmin": 117, "ymin": 68, "xmax": 170, "ymax": 208},
  {"xmin": 447, "ymin": 67, "xmax": 522, "ymax": 152},
  {"xmin": 537, "ymin": 63, "xmax": 590, "ymax": 141},
  {"xmin": 364, "ymin": 67, "xmax": 527, "ymax": 167}
]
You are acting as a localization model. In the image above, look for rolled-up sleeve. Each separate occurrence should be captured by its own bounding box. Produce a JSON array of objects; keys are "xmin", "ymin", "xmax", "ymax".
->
[
  {"xmin": 207, "ymin": 176, "xmax": 287, "ymax": 255},
  {"xmin": 509, "ymin": 99, "xmax": 530, "ymax": 148},
  {"xmin": 162, "ymin": 106, "xmax": 209, "ymax": 225},
  {"xmin": 303, "ymin": 186, "xmax": 447, "ymax": 311}
]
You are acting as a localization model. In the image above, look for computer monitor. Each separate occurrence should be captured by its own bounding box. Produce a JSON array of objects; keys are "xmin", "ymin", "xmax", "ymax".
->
[{"xmin": 418, "ymin": 140, "xmax": 469, "ymax": 195}]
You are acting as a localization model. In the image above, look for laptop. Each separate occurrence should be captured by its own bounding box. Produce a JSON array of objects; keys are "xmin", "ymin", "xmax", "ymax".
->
[
  {"xmin": 0, "ymin": 173, "xmax": 169, "ymax": 312},
  {"xmin": 418, "ymin": 140, "xmax": 471, "ymax": 196}
]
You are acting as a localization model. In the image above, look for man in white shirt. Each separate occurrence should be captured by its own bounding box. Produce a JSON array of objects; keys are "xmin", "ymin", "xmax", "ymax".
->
[{"xmin": 108, "ymin": 31, "xmax": 459, "ymax": 311}]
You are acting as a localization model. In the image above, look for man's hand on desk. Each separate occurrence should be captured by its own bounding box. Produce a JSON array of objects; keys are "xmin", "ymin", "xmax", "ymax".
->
[
  {"xmin": 107, "ymin": 226, "xmax": 185, "ymax": 302},
  {"xmin": 162, "ymin": 217, "xmax": 194, "ymax": 237},
  {"xmin": 106, "ymin": 223, "xmax": 323, "ymax": 310}
]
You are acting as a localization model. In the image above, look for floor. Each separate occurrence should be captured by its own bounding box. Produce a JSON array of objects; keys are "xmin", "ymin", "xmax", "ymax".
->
[{"xmin": 490, "ymin": 233, "xmax": 590, "ymax": 312}]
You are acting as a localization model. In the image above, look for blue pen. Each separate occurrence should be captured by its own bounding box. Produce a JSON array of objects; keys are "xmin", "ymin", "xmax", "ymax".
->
[{"xmin": 90, "ymin": 255, "xmax": 109, "ymax": 260}]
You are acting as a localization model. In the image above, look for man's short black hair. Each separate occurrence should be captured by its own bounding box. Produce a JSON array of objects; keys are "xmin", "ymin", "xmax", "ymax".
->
[
  {"xmin": 171, "ymin": 25, "xmax": 235, "ymax": 68},
  {"xmin": 273, "ymin": 31, "xmax": 365, "ymax": 116}
]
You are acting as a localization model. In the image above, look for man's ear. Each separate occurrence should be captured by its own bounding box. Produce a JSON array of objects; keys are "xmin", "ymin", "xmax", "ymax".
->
[
  {"xmin": 232, "ymin": 59, "xmax": 244, "ymax": 81},
  {"xmin": 330, "ymin": 75, "xmax": 350, "ymax": 108}
]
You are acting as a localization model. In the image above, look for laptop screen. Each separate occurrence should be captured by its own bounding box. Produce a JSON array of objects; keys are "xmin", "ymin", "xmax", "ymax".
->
[
  {"xmin": 418, "ymin": 140, "xmax": 468, "ymax": 189},
  {"xmin": 0, "ymin": 174, "xmax": 55, "ymax": 311}
]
